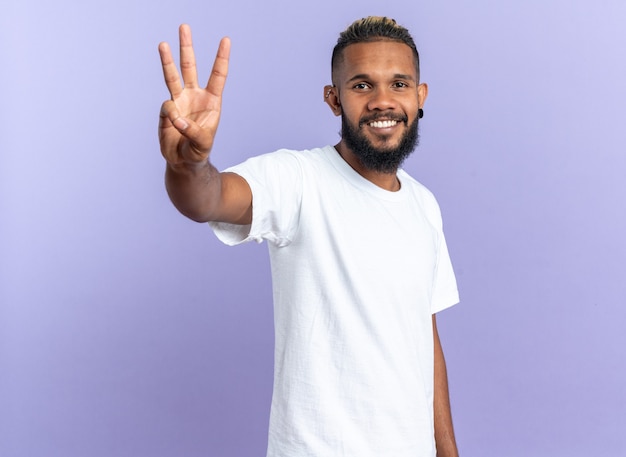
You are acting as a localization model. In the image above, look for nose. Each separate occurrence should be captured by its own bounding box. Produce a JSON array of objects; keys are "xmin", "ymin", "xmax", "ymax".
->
[{"xmin": 367, "ymin": 87, "xmax": 398, "ymax": 111}]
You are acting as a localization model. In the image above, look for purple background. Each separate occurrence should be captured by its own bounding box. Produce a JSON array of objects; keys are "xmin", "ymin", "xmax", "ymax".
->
[{"xmin": 2, "ymin": 1, "xmax": 625, "ymax": 456}]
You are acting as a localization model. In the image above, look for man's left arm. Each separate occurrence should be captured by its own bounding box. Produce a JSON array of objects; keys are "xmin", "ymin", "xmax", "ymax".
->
[{"xmin": 433, "ymin": 314, "xmax": 459, "ymax": 457}]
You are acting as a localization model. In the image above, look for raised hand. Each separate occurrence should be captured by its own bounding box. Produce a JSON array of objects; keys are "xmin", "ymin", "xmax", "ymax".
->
[{"xmin": 158, "ymin": 24, "xmax": 230, "ymax": 168}]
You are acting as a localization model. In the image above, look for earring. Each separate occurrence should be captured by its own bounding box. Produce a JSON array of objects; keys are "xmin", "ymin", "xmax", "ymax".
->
[
  {"xmin": 418, "ymin": 108, "xmax": 424, "ymax": 119},
  {"xmin": 325, "ymin": 88, "xmax": 333, "ymax": 98}
]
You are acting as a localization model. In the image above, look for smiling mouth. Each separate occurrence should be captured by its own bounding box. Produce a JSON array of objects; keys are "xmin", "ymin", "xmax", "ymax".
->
[
  {"xmin": 368, "ymin": 120, "xmax": 399, "ymax": 128},
  {"xmin": 360, "ymin": 113, "xmax": 408, "ymax": 129}
]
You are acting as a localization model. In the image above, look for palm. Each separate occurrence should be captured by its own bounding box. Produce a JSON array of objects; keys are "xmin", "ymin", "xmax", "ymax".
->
[
  {"xmin": 161, "ymin": 86, "xmax": 219, "ymax": 161},
  {"xmin": 158, "ymin": 25, "xmax": 230, "ymax": 166}
]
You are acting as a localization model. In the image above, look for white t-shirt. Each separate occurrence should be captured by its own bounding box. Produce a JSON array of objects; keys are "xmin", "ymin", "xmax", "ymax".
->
[{"xmin": 210, "ymin": 145, "xmax": 459, "ymax": 457}]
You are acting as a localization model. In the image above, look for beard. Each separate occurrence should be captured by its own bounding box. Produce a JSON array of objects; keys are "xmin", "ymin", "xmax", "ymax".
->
[{"xmin": 341, "ymin": 112, "xmax": 420, "ymax": 174}]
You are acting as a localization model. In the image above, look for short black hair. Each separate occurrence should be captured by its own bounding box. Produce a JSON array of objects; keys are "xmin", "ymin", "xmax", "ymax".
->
[{"xmin": 331, "ymin": 16, "xmax": 420, "ymax": 82}]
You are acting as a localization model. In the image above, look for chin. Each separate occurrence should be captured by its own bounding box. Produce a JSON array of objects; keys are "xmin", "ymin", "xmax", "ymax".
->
[{"xmin": 371, "ymin": 138, "xmax": 403, "ymax": 152}]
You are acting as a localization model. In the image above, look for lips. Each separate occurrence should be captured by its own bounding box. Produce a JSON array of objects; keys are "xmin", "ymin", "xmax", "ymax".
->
[
  {"xmin": 369, "ymin": 119, "xmax": 399, "ymax": 128},
  {"xmin": 360, "ymin": 113, "xmax": 408, "ymax": 129}
]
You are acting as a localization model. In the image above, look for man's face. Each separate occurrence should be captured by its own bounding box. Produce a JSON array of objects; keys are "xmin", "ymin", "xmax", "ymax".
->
[{"xmin": 329, "ymin": 40, "xmax": 427, "ymax": 173}]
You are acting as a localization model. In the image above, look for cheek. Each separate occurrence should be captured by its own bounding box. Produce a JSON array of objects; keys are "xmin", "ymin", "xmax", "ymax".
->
[
  {"xmin": 341, "ymin": 107, "xmax": 363, "ymax": 126},
  {"xmin": 402, "ymin": 104, "xmax": 419, "ymax": 122},
  {"xmin": 408, "ymin": 97, "xmax": 421, "ymax": 115},
  {"xmin": 337, "ymin": 96, "xmax": 363, "ymax": 116}
]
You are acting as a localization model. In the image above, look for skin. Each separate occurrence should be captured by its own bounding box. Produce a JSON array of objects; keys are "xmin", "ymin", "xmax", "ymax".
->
[
  {"xmin": 323, "ymin": 40, "xmax": 428, "ymax": 191},
  {"xmin": 159, "ymin": 24, "xmax": 458, "ymax": 456},
  {"xmin": 433, "ymin": 314, "xmax": 459, "ymax": 457},
  {"xmin": 158, "ymin": 25, "xmax": 251, "ymax": 224}
]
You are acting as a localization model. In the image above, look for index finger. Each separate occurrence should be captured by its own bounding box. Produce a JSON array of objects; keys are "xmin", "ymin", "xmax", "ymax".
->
[
  {"xmin": 205, "ymin": 37, "xmax": 231, "ymax": 98},
  {"xmin": 158, "ymin": 41, "xmax": 183, "ymax": 99}
]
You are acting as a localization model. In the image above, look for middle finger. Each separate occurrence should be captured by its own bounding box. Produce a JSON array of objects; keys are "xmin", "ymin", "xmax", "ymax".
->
[{"xmin": 179, "ymin": 24, "xmax": 199, "ymax": 89}]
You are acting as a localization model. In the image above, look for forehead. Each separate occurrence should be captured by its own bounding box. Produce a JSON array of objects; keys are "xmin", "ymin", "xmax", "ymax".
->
[{"xmin": 335, "ymin": 40, "xmax": 418, "ymax": 81}]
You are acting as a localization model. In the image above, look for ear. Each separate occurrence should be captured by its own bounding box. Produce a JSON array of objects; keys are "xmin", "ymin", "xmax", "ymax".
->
[
  {"xmin": 323, "ymin": 84, "xmax": 342, "ymax": 116},
  {"xmin": 417, "ymin": 82, "xmax": 429, "ymax": 109}
]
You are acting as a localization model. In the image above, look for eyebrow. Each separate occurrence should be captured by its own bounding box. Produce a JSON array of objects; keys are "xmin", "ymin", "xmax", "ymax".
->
[{"xmin": 346, "ymin": 73, "xmax": 417, "ymax": 83}]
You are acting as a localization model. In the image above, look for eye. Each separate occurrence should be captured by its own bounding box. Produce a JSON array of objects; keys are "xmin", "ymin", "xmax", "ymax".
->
[
  {"xmin": 392, "ymin": 81, "xmax": 409, "ymax": 89},
  {"xmin": 352, "ymin": 82, "xmax": 371, "ymax": 90}
]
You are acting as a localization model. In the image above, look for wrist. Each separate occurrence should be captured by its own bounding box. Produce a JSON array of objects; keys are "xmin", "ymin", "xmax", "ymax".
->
[{"xmin": 167, "ymin": 158, "xmax": 212, "ymax": 175}]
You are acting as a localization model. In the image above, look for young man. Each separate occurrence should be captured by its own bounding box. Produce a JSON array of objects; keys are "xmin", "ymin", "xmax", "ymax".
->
[{"xmin": 159, "ymin": 17, "xmax": 460, "ymax": 457}]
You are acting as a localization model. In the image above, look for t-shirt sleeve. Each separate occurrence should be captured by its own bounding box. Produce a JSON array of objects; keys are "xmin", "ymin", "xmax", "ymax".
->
[
  {"xmin": 421, "ymin": 190, "xmax": 460, "ymax": 313},
  {"xmin": 431, "ymin": 231, "xmax": 460, "ymax": 313},
  {"xmin": 208, "ymin": 150, "xmax": 303, "ymax": 247}
]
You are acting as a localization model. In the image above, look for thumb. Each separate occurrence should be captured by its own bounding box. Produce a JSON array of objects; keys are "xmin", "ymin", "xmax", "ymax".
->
[
  {"xmin": 174, "ymin": 116, "xmax": 216, "ymax": 154},
  {"xmin": 172, "ymin": 116, "xmax": 190, "ymax": 131}
]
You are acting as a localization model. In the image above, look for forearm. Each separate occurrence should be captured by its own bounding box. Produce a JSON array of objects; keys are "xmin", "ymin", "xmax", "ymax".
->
[
  {"xmin": 433, "ymin": 318, "xmax": 459, "ymax": 457},
  {"xmin": 165, "ymin": 160, "xmax": 222, "ymax": 223}
]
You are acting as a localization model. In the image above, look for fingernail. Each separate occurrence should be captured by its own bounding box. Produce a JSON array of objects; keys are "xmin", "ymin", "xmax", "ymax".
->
[{"xmin": 174, "ymin": 117, "xmax": 189, "ymax": 130}]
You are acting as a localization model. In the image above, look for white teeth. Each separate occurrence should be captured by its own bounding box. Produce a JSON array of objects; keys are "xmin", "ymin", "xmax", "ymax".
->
[{"xmin": 369, "ymin": 120, "xmax": 398, "ymax": 128}]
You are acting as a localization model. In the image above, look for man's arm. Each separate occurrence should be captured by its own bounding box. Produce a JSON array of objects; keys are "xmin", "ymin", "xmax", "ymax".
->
[
  {"xmin": 158, "ymin": 24, "xmax": 252, "ymax": 224},
  {"xmin": 433, "ymin": 314, "xmax": 459, "ymax": 457}
]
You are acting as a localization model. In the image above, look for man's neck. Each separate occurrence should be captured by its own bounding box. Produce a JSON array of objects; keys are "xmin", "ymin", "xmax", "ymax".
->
[{"xmin": 334, "ymin": 142, "xmax": 401, "ymax": 192}]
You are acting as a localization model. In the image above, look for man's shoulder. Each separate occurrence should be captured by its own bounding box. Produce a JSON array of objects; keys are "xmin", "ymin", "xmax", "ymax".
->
[
  {"xmin": 398, "ymin": 169, "xmax": 436, "ymax": 199},
  {"xmin": 252, "ymin": 146, "xmax": 337, "ymax": 174},
  {"xmin": 268, "ymin": 145, "xmax": 333, "ymax": 161},
  {"xmin": 235, "ymin": 145, "xmax": 332, "ymax": 166},
  {"xmin": 397, "ymin": 169, "xmax": 446, "ymax": 222},
  {"xmin": 223, "ymin": 146, "xmax": 335, "ymax": 184}
]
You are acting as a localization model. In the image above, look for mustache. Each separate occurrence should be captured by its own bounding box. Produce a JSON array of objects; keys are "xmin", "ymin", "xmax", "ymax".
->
[{"xmin": 358, "ymin": 112, "xmax": 409, "ymax": 127}]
